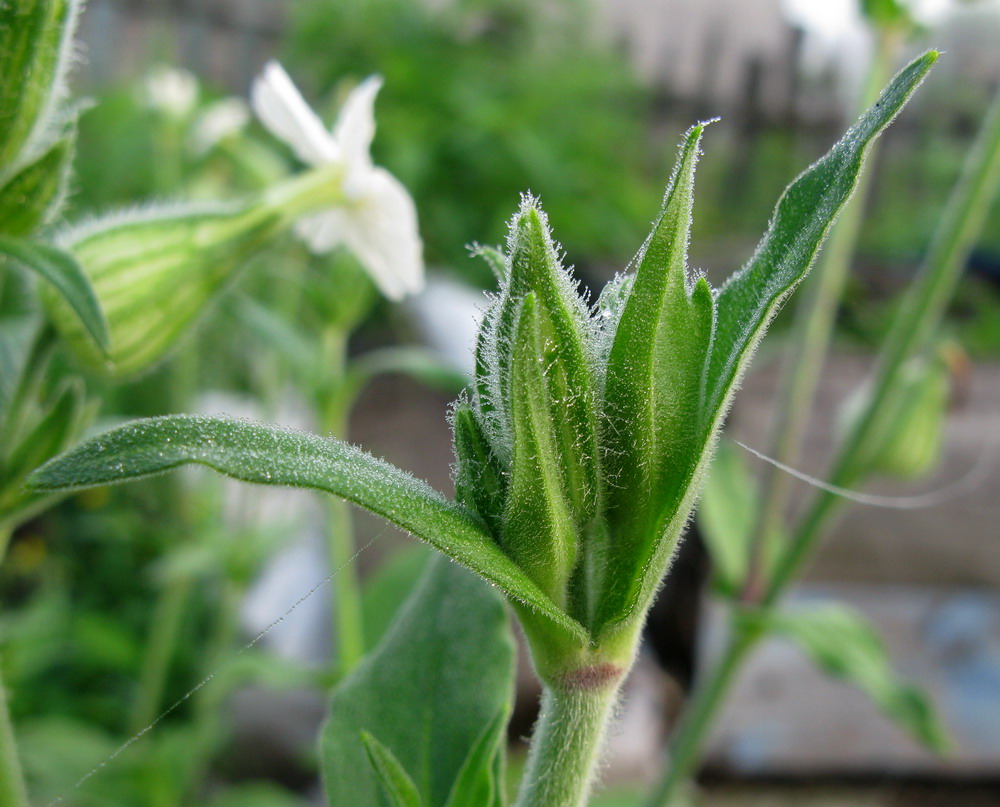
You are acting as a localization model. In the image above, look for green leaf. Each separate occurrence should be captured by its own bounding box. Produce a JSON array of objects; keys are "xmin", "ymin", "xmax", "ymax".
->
[
  {"xmin": 48, "ymin": 202, "xmax": 282, "ymax": 376},
  {"xmin": 704, "ymin": 52, "xmax": 937, "ymax": 442},
  {"xmin": 444, "ymin": 707, "xmax": 508, "ymax": 807},
  {"xmin": 0, "ymin": 237, "xmax": 109, "ymax": 353},
  {"xmin": 27, "ymin": 414, "xmax": 587, "ymax": 642},
  {"xmin": 452, "ymin": 402, "xmax": 507, "ymax": 539},
  {"xmin": 604, "ymin": 51, "xmax": 938, "ymax": 632},
  {"xmin": 696, "ymin": 440, "xmax": 758, "ymax": 595},
  {"xmin": 769, "ymin": 604, "xmax": 950, "ymax": 752},
  {"xmin": 321, "ymin": 556, "xmax": 514, "ymax": 807},
  {"xmin": 0, "ymin": 0, "xmax": 79, "ymax": 172},
  {"xmin": 860, "ymin": 0, "xmax": 914, "ymax": 29},
  {"xmin": 361, "ymin": 732, "xmax": 424, "ymax": 807},
  {"xmin": 361, "ymin": 546, "xmax": 431, "ymax": 652},
  {"xmin": 0, "ymin": 135, "xmax": 73, "ymax": 236},
  {"xmin": 349, "ymin": 346, "xmax": 469, "ymax": 395},
  {"xmin": 599, "ymin": 123, "xmax": 713, "ymax": 629}
]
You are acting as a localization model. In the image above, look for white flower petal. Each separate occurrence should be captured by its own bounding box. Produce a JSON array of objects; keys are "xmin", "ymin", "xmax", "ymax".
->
[
  {"xmin": 251, "ymin": 61, "xmax": 340, "ymax": 165},
  {"xmin": 333, "ymin": 75, "xmax": 383, "ymax": 192},
  {"xmin": 338, "ymin": 167, "xmax": 424, "ymax": 301},
  {"xmin": 294, "ymin": 209, "xmax": 350, "ymax": 254}
]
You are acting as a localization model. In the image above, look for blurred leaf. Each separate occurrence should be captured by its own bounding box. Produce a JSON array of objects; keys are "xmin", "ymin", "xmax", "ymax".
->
[
  {"xmin": 361, "ymin": 732, "xmax": 423, "ymax": 807},
  {"xmin": 28, "ymin": 415, "xmax": 588, "ymax": 643},
  {"xmin": 206, "ymin": 783, "xmax": 306, "ymax": 807},
  {"xmin": 0, "ymin": 136, "xmax": 73, "ymax": 237},
  {"xmin": 770, "ymin": 604, "xmax": 950, "ymax": 752},
  {"xmin": 0, "ymin": 237, "xmax": 109, "ymax": 353},
  {"xmin": 349, "ymin": 346, "xmax": 469, "ymax": 394},
  {"xmin": 361, "ymin": 545, "xmax": 431, "ymax": 652},
  {"xmin": 697, "ymin": 440, "xmax": 758, "ymax": 595},
  {"xmin": 859, "ymin": 0, "xmax": 914, "ymax": 29},
  {"xmin": 444, "ymin": 706, "xmax": 508, "ymax": 807},
  {"xmin": 321, "ymin": 556, "xmax": 514, "ymax": 807}
]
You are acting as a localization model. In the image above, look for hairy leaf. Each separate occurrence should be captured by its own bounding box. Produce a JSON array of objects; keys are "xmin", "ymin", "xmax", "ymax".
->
[
  {"xmin": 322, "ymin": 556, "xmax": 514, "ymax": 807},
  {"xmin": 28, "ymin": 415, "xmax": 586, "ymax": 641},
  {"xmin": 444, "ymin": 707, "xmax": 508, "ymax": 807}
]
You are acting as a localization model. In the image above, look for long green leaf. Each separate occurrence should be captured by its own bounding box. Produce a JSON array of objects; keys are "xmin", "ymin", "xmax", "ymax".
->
[
  {"xmin": 609, "ymin": 50, "xmax": 938, "ymax": 632},
  {"xmin": 770, "ymin": 604, "xmax": 950, "ymax": 752},
  {"xmin": 0, "ymin": 237, "xmax": 109, "ymax": 353},
  {"xmin": 444, "ymin": 707, "xmax": 508, "ymax": 807},
  {"xmin": 321, "ymin": 556, "xmax": 514, "ymax": 807},
  {"xmin": 27, "ymin": 415, "xmax": 586, "ymax": 641}
]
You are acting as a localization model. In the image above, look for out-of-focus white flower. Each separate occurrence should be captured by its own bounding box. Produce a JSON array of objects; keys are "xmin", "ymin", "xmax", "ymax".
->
[
  {"xmin": 144, "ymin": 65, "xmax": 199, "ymax": 118},
  {"xmin": 251, "ymin": 61, "xmax": 424, "ymax": 302},
  {"xmin": 192, "ymin": 97, "xmax": 250, "ymax": 154}
]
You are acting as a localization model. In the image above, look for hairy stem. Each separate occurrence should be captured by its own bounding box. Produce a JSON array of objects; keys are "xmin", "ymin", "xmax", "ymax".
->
[{"xmin": 514, "ymin": 672, "xmax": 624, "ymax": 807}]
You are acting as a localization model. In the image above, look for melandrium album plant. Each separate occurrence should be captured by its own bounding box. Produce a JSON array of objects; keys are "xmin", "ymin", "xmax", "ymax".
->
[{"xmin": 30, "ymin": 50, "xmax": 940, "ymax": 807}]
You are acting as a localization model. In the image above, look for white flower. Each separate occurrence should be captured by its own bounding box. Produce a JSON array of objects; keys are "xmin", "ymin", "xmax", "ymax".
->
[
  {"xmin": 192, "ymin": 97, "xmax": 250, "ymax": 154},
  {"xmin": 251, "ymin": 61, "xmax": 424, "ymax": 302},
  {"xmin": 145, "ymin": 65, "xmax": 199, "ymax": 118}
]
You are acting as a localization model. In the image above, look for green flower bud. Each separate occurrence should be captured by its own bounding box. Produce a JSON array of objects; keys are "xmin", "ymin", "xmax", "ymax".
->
[{"xmin": 45, "ymin": 202, "xmax": 281, "ymax": 376}]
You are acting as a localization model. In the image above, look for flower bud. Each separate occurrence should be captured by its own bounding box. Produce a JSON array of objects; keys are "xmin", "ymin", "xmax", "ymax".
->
[{"xmin": 45, "ymin": 202, "xmax": 281, "ymax": 376}]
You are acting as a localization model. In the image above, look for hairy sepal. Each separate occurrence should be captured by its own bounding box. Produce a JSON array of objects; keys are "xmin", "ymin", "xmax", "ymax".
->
[
  {"xmin": 28, "ymin": 414, "xmax": 587, "ymax": 642},
  {"xmin": 597, "ymin": 123, "xmax": 714, "ymax": 631}
]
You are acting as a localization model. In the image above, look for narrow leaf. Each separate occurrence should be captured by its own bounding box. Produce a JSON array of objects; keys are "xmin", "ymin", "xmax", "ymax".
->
[
  {"xmin": 771, "ymin": 604, "xmax": 950, "ymax": 752},
  {"xmin": 361, "ymin": 732, "xmax": 423, "ymax": 807},
  {"xmin": 28, "ymin": 415, "xmax": 586, "ymax": 642},
  {"xmin": 0, "ymin": 237, "xmax": 109, "ymax": 353},
  {"xmin": 704, "ymin": 52, "xmax": 937, "ymax": 438},
  {"xmin": 0, "ymin": 136, "xmax": 73, "ymax": 236},
  {"xmin": 322, "ymin": 556, "xmax": 514, "ymax": 807}
]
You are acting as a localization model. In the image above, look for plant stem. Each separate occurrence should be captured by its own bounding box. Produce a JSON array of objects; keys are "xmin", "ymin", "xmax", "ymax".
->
[
  {"xmin": 0, "ymin": 661, "xmax": 29, "ymax": 807},
  {"xmin": 643, "ymin": 618, "xmax": 758, "ymax": 807},
  {"xmin": 514, "ymin": 676, "xmax": 624, "ymax": 807},
  {"xmin": 742, "ymin": 30, "xmax": 899, "ymax": 601},
  {"xmin": 319, "ymin": 327, "xmax": 366, "ymax": 677},
  {"xmin": 130, "ymin": 574, "xmax": 193, "ymax": 733}
]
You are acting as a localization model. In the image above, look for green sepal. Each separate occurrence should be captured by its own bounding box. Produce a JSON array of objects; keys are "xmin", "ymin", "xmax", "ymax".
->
[
  {"xmin": 27, "ymin": 414, "xmax": 587, "ymax": 642},
  {"xmin": 0, "ymin": 237, "xmax": 110, "ymax": 354},
  {"xmin": 597, "ymin": 123, "xmax": 714, "ymax": 630},
  {"xmin": 505, "ymin": 200, "xmax": 600, "ymax": 526},
  {"xmin": 360, "ymin": 732, "xmax": 423, "ymax": 807},
  {"xmin": 452, "ymin": 401, "xmax": 507, "ymax": 538},
  {"xmin": 0, "ymin": 0, "xmax": 80, "ymax": 173},
  {"xmin": 444, "ymin": 706, "xmax": 508, "ymax": 807},
  {"xmin": 0, "ymin": 135, "xmax": 73, "ymax": 237},
  {"xmin": 470, "ymin": 243, "xmax": 508, "ymax": 285},
  {"xmin": 764, "ymin": 604, "xmax": 950, "ymax": 753},
  {"xmin": 47, "ymin": 201, "xmax": 282, "ymax": 376},
  {"xmin": 504, "ymin": 293, "xmax": 578, "ymax": 608}
]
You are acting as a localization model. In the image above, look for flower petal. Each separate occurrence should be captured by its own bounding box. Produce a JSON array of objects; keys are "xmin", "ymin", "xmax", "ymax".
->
[
  {"xmin": 333, "ymin": 75, "xmax": 383, "ymax": 193},
  {"xmin": 294, "ymin": 209, "xmax": 350, "ymax": 254},
  {"xmin": 339, "ymin": 168, "xmax": 424, "ymax": 301},
  {"xmin": 251, "ymin": 61, "xmax": 339, "ymax": 165}
]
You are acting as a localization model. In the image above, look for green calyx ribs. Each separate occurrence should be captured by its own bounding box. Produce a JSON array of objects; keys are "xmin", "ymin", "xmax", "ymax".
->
[{"xmin": 456, "ymin": 52, "xmax": 936, "ymax": 644}]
